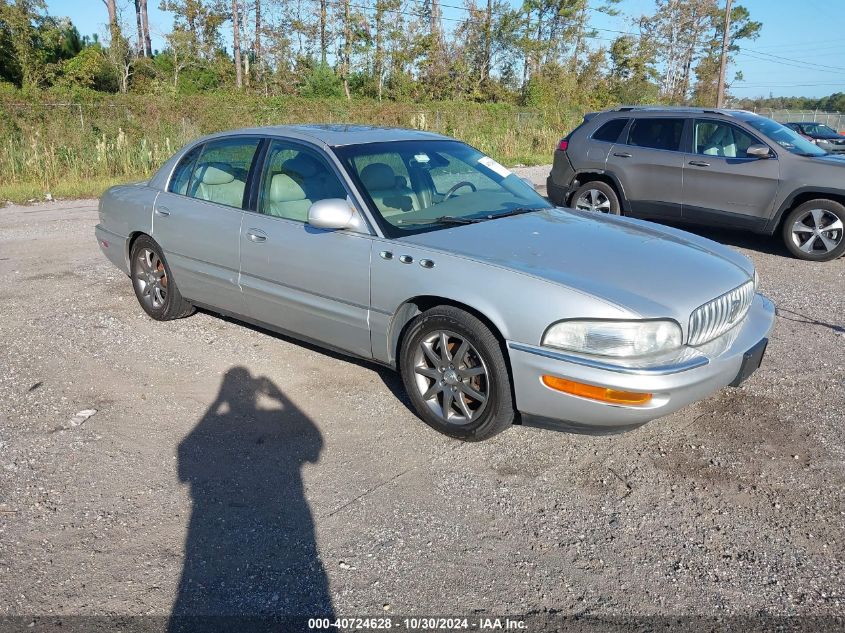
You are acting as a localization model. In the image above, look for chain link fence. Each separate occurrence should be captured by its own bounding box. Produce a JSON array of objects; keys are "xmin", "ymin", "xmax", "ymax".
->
[{"xmin": 751, "ymin": 108, "xmax": 845, "ymax": 132}]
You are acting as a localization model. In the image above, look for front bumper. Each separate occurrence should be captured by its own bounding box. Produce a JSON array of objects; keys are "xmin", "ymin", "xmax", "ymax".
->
[{"xmin": 507, "ymin": 294, "xmax": 775, "ymax": 433}]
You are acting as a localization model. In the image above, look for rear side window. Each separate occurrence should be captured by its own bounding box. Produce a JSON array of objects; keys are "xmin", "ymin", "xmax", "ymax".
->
[
  {"xmin": 187, "ymin": 138, "xmax": 260, "ymax": 209},
  {"xmin": 168, "ymin": 146, "xmax": 201, "ymax": 195},
  {"xmin": 627, "ymin": 118, "xmax": 684, "ymax": 151},
  {"xmin": 592, "ymin": 119, "xmax": 629, "ymax": 143}
]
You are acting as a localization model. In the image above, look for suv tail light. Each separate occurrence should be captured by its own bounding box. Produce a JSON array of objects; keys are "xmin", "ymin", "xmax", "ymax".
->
[{"xmin": 557, "ymin": 139, "xmax": 569, "ymax": 151}]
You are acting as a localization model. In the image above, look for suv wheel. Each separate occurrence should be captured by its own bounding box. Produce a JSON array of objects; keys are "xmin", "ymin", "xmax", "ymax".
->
[
  {"xmin": 782, "ymin": 199, "xmax": 845, "ymax": 261},
  {"xmin": 572, "ymin": 181, "xmax": 621, "ymax": 215}
]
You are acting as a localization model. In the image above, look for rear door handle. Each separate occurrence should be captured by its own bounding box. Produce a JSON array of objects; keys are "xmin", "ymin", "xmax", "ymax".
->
[
  {"xmin": 613, "ymin": 152, "xmax": 632, "ymax": 158},
  {"xmin": 688, "ymin": 160, "xmax": 711, "ymax": 167},
  {"xmin": 246, "ymin": 229, "xmax": 267, "ymax": 243},
  {"xmin": 155, "ymin": 206, "xmax": 170, "ymax": 216}
]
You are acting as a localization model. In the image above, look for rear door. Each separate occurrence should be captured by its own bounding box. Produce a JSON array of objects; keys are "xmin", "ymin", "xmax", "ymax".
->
[
  {"xmin": 605, "ymin": 117, "xmax": 686, "ymax": 220},
  {"xmin": 682, "ymin": 119, "xmax": 780, "ymax": 231},
  {"xmin": 152, "ymin": 136, "xmax": 261, "ymax": 314},
  {"xmin": 238, "ymin": 139, "xmax": 373, "ymax": 358}
]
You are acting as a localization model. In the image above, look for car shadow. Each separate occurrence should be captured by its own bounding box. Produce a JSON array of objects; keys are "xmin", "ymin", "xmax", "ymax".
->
[{"xmin": 169, "ymin": 366, "xmax": 335, "ymax": 631}]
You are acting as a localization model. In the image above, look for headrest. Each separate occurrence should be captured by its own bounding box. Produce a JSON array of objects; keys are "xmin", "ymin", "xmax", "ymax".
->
[
  {"xmin": 269, "ymin": 173, "xmax": 306, "ymax": 202},
  {"xmin": 282, "ymin": 154, "xmax": 321, "ymax": 179},
  {"xmin": 201, "ymin": 163, "xmax": 235, "ymax": 186},
  {"xmin": 360, "ymin": 163, "xmax": 396, "ymax": 190}
]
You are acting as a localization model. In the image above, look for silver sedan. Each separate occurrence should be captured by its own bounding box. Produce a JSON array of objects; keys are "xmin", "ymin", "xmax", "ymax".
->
[{"xmin": 96, "ymin": 125, "xmax": 775, "ymax": 440}]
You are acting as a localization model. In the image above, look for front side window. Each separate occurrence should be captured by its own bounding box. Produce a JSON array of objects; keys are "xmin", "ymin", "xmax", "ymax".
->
[
  {"xmin": 592, "ymin": 118, "xmax": 629, "ymax": 143},
  {"xmin": 335, "ymin": 140, "xmax": 552, "ymax": 237},
  {"xmin": 741, "ymin": 114, "xmax": 826, "ymax": 157},
  {"xmin": 694, "ymin": 121, "xmax": 760, "ymax": 158},
  {"xmin": 626, "ymin": 118, "xmax": 684, "ymax": 151},
  {"xmin": 256, "ymin": 141, "xmax": 348, "ymax": 222},
  {"xmin": 187, "ymin": 138, "xmax": 260, "ymax": 209}
]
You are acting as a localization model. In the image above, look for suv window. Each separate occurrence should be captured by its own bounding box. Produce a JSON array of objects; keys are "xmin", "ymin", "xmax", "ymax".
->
[
  {"xmin": 694, "ymin": 121, "xmax": 760, "ymax": 158},
  {"xmin": 627, "ymin": 118, "xmax": 684, "ymax": 151},
  {"xmin": 592, "ymin": 119, "xmax": 629, "ymax": 143},
  {"xmin": 257, "ymin": 141, "xmax": 347, "ymax": 222},
  {"xmin": 187, "ymin": 138, "xmax": 260, "ymax": 209}
]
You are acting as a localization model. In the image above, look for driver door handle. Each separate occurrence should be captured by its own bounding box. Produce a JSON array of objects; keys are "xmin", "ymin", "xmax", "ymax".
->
[
  {"xmin": 689, "ymin": 160, "xmax": 711, "ymax": 167},
  {"xmin": 155, "ymin": 206, "xmax": 170, "ymax": 216},
  {"xmin": 613, "ymin": 152, "xmax": 632, "ymax": 158},
  {"xmin": 246, "ymin": 229, "xmax": 267, "ymax": 243}
]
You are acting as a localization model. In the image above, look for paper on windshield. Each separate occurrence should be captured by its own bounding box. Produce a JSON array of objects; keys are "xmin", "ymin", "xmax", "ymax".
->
[{"xmin": 478, "ymin": 156, "xmax": 512, "ymax": 178}]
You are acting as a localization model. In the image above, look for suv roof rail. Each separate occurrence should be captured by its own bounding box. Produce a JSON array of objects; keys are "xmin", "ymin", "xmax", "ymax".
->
[{"xmin": 610, "ymin": 105, "xmax": 739, "ymax": 117}]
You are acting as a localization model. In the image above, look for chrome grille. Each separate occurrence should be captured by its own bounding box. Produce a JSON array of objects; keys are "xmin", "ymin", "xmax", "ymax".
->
[{"xmin": 688, "ymin": 280, "xmax": 755, "ymax": 346}]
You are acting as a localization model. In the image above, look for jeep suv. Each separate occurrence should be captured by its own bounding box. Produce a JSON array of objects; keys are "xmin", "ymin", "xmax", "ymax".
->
[{"xmin": 547, "ymin": 107, "xmax": 845, "ymax": 261}]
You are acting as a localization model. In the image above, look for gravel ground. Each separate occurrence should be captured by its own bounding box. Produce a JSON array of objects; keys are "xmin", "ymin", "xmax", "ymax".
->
[{"xmin": 1, "ymin": 175, "xmax": 844, "ymax": 631}]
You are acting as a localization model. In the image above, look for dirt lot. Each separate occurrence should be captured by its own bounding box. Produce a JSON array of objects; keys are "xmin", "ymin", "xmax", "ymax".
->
[{"xmin": 1, "ymin": 184, "xmax": 844, "ymax": 630}]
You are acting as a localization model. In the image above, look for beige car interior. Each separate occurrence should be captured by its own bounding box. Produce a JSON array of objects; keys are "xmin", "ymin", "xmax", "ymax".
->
[
  {"xmin": 359, "ymin": 162, "xmax": 419, "ymax": 216},
  {"xmin": 701, "ymin": 124, "xmax": 739, "ymax": 158},
  {"xmin": 263, "ymin": 152, "xmax": 347, "ymax": 221},
  {"xmin": 193, "ymin": 162, "xmax": 247, "ymax": 208}
]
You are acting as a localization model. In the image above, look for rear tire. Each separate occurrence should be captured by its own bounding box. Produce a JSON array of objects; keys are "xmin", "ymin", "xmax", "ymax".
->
[
  {"xmin": 782, "ymin": 199, "xmax": 845, "ymax": 261},
  {"xmin": 571, "ymin": 181, "xmax": 621, "ymax": 215},
  {"xmin": 129, "ymin": 235, "xmax": 195, "ymax": 320},
  {"xmin": 399, "ymin": 306, "xmax": 514, "ymax": 441}
]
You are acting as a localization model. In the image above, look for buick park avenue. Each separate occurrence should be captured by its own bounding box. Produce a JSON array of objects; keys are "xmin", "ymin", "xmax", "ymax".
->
[{"xmin": 96, "ymin": 125, "xmax": 774, "ymax": 441}]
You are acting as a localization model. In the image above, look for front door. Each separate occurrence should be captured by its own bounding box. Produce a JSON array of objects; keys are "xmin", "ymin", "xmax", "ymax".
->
[
  {"xmin": 605, "ymin": 117, "xmax": 687, "ymax": 220},
  {"xmin": 152, "ymin": 137, "xmax": 261, "ymax": 314},
  {"xmin": 238, "ymin": 140, "xmax": 373, "ymax": 358},
  {"xmin": 682, "ymin": 119, "xmax": 781, "ymax": 231}
]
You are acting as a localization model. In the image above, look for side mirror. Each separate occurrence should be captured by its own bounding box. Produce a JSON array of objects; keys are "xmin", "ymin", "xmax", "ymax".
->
[
  {"xmin": 520, "ymin": 176, "xmax": 537, "ymax": 191},
  {"xmin": 746, "ymin": 144, "xmax": 772, "ymax": 159},
  {"xmin": 307, "ymin": 198, "xmax": 365, "ymax": 232}
]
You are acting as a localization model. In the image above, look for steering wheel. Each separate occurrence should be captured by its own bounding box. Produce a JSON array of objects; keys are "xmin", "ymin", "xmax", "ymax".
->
[{"xmin": 443, "ymin": 181, "xmax": 477, "ymax": 201}]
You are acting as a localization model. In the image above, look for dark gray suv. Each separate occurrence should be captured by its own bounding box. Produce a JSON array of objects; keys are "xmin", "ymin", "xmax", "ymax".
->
[{"xmin": 547, "ymin": 107, "xmax": 845, "ymax": 261}]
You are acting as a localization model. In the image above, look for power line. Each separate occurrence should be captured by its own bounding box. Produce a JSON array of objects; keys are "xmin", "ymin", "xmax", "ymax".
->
[
  {"xmin": 739, "ymin": 46, "xmax": 845, "ymax": 74},
  {"xmin": 737, "ymin": 51, "xmax": 845, "ymax": 77}
]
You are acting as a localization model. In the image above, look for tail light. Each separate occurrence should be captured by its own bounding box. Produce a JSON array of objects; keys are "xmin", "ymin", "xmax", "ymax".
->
[{"xmin": 557, "ymin": 138, "xmax": 569, "ymax": 151}]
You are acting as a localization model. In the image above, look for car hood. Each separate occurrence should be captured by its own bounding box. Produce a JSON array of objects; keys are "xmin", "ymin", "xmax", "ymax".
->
[{"xmin": 398, "ymin": 209, "xmax": 754, "ymax": 319}]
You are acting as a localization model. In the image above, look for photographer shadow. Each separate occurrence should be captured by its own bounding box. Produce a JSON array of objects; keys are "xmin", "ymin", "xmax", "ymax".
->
[{"xmin": 169, "ymin": 366, "xmax": 333, "ymax": 631}]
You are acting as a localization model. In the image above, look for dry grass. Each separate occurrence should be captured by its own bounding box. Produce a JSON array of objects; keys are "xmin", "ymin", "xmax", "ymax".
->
[{"xmin": 0, "ymin": 94, "xmax": 580, "ymax": 203}]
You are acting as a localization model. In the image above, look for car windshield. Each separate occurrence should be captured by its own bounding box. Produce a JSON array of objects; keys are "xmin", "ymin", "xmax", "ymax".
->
[
  {"xmin": 742, "ymin": 115, "xmax": 827, "ymax": 156},
  {"xmin": 334, "ymin": 140, "xmax": 552, "ymax": 236},
  {"xmin": 801, "ymin": 122, "xmax": 839, "ymax": 136}
]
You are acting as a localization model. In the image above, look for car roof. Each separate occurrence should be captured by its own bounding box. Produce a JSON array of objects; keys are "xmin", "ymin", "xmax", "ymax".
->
[{"xmin": 204, "ymin": 124, "xmax": 452, "ymax": 147}]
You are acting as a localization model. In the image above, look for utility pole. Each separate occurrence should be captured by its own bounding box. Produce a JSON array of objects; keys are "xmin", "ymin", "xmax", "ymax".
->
[{"xmin": 716, "ymin": 0, "xmax": 732, "ymax": 108}]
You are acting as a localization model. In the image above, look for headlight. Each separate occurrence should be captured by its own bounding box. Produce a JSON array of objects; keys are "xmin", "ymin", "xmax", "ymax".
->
[{"xmin": 542, "ymin": 319, "xmax": 682, "ymax": 358}]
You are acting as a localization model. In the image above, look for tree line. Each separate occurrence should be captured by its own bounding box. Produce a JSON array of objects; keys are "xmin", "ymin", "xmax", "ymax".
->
[{"xmin": 1, "ymin": 0, "xmax": 775, "ymax": 110}]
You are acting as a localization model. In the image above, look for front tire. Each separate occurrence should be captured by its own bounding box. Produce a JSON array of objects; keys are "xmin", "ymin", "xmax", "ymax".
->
[
  {"xmin": 129, "ymin": 235, "xmax": 195, "ymax": 320},
  {"xmin": 399, "ymin": 306, "xmax": 514, "ymax": 441},
  {"xmin": 782, "ymin": 199, "xmax": 845, "ymax": 261},
  {"xmin": 571, "ymin": 181, "xmax": 621, "ymax": 215}
]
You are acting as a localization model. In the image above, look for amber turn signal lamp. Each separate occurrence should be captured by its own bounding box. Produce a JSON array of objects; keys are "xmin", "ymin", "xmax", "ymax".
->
[{"xmin": 541, "ymin": 375, "xmax": 652, "ymax": 406}]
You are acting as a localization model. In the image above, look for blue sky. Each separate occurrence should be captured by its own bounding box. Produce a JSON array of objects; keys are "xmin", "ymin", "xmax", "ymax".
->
[{"xmin": 46, "ymin": 0, "xmax": 845, "ymax": 98}]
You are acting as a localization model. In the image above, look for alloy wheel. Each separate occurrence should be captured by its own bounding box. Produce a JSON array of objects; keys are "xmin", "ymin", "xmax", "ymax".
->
[
  {"xmin": 134, "ymin": 248, "xmax": 168, "ymax": 310},
  {"xmin": 575, "ymin": 189, "xmax": 612, "ymax": 213},
  {"xmin": 411, "ymin": 330, "xmax": 490, "ymax": 425},
  {"xmin": 790, "ymin": 208, "xmax": 844, "ymax": 255}
]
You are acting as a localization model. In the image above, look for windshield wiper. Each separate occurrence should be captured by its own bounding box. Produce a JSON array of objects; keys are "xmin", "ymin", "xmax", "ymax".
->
[
  {"xmin": 397, "ymin": 215, "xmax": 484, "ymax": 226},
  {"xmin": 488, "ymin": 207, "xmax": 547, "ymax": 219}
]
